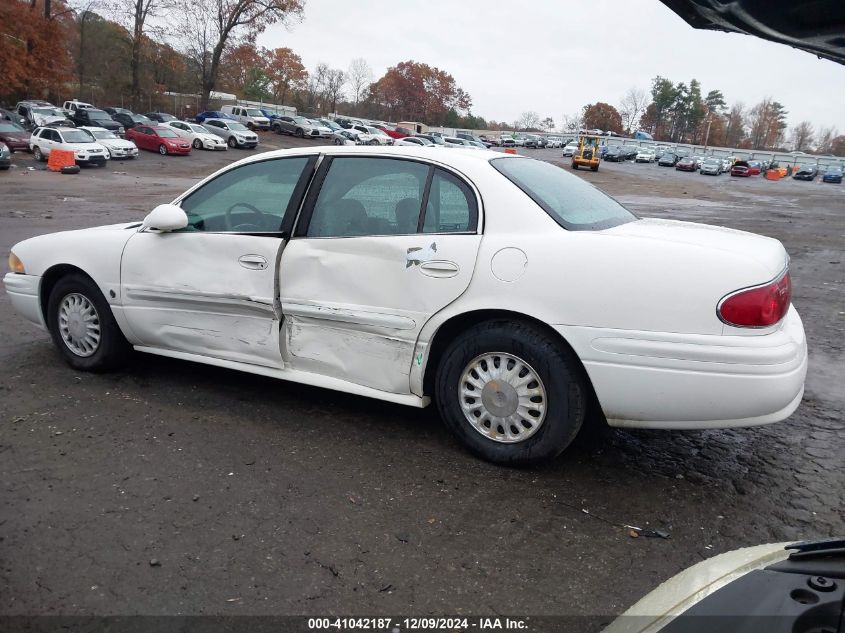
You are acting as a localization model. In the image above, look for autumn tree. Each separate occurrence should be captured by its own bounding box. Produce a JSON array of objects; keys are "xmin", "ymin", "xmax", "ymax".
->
[
  {"xmin": 582, "ymin": 102, "xmax": 622, "ymax": 134},
  {"xmin": 265, "ymin": 47, "xmax": 305, "ymax": 105},
  {"xmin": 347, "ymin": 57, "xmax": 372, "ymax": 109},
  {"xmin": 830, "ymin": 135, "xmax": 845, "ymax": 156},
  {"xmin": 619, "ymin": 87, "xmax": 647, "ymax": 134},
  {"xmin": 172, "ymin": 0, "xmax": 303, "ymax": 108},
  {"xmin": 366, "ymin": 61, "xmax": 471, "ymax": 125},
  {"xmin": 723, "ymin": 102, "xmax": 745, "ymax": 147},
  {"xmin": 747, "ymin": 98, "xmax": 788, "ymax": 149}
]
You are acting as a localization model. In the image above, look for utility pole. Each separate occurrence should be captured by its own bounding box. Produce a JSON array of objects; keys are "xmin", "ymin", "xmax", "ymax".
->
[{"xmin": 703, "ymin": 116, "xmax": 713, "ymax": 153}]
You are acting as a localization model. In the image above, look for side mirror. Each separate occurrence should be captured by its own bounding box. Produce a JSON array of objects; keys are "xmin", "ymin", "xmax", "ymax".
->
[{"xmin": 142, "ymin": 204, "xmax": 188, "ymax": 232}]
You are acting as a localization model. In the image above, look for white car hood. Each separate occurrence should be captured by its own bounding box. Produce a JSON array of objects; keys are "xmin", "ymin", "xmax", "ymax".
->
[
  {"xmin": 100, "ymin": 138, "xmax": 136, "ymax": 150},
  {"xmin": 33, "ymin": 114, "xmax": 65, "ymax": 126}
]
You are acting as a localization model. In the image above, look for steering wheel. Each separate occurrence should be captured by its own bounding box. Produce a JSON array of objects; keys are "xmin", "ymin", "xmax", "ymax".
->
[{"xmin": 224, "ymin": 202, "xmax": 267, "ymax": 232}]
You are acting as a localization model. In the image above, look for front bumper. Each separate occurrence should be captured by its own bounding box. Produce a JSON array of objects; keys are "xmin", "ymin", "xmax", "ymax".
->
[
  {"xmin": 109, "ymin": 147, "xmax": 138, "ymax": 158},
  {"xmin": 556, "ymin": 306, "xmax": 807, "ymax": 429},
  {"xmin": 3, "ymin": 273, "xmax": 44, "ymax": 327},
  {"xmin": 203, "ymin": 139, "xmax": 228, "ymax": 150}
]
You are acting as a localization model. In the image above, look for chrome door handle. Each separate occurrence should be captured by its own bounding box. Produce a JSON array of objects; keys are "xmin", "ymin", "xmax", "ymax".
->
[
  {"xmin": 238, "ymin": 254, "xmax": 268, "ymax": 270},
  {"xmin": 419, "ymin": 260, "xmax": 459, "ymax": 278}
]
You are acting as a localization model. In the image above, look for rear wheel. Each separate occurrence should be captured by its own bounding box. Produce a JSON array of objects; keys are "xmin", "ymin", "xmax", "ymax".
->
[
  {"xmin": 591, "ymin": 165, "xmax": 599, "ymax": 172},
  {"xmin": 571, "ymin": 162, "xmax": 578, "ymax": 170},
  {"xmin": 158, "ymin": 144, "xmax": 167, "ymax": 155},
  {"xmin": 46, "ymin": 274, "xmax": 131, "ymax": 372},
  {"xmin": 435, "ymin": 320, "xmax": 586, "ymax": 465}
]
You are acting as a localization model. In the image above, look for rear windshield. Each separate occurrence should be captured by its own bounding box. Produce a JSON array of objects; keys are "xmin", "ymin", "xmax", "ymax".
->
[{"xmin": 490, "ymin": 157, "xmax": 636, "ymax": 231}]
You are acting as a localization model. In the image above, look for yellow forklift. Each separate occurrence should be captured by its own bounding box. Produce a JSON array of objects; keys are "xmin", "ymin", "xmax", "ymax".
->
[{"xmin": 571, "ymin": 134, "xmax": 602, "ymax": 171}]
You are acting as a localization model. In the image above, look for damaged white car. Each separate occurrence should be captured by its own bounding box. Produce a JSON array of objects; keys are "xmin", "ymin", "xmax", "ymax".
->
[{"xmin": 3, "ymin": 147, "xmax": 807, "ymax": 464}]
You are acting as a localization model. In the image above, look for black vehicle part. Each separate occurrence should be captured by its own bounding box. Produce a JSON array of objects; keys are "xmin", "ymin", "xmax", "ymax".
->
[
  {"xmin": 660, "ymin": 0, "xmax": 845, "ymax": 65},
  {"xmin": 657, "ymin": 540, "xmax": 845, "ymax": 633},
  {"xmin": 60, "ymin": 165, "xmax": 80, "ymax": 174}
]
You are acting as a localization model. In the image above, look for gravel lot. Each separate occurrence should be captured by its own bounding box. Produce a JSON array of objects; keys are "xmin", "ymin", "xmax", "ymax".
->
[{"xmin": 1, "ymin": 135, "xmax": 843, "ymax": 622}]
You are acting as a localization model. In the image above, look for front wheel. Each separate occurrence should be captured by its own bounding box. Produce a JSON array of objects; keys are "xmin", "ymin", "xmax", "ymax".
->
[
  {"xmin": 228, "ymin": 136, "xmax": 237, "ymax": 148},
  {"xmin": 591, "ymin": 165, "xmax": 599, "ymax": 172},
  {"xmin": 193, "ymin": 138, "xmax": 202, "ymax": 149},
  {"xmin": 158, "ymin": 144, "xmax": 167, "ymax": 155},
  {"xmin": 435, "ymin": 320, "xmax": 586, "ymax": 465},
  {"xmin": 571, "ymin": 162, "xmax": 578, "ymax": 170},
  {"xmin": 295, "ymin": 128, "xmax": 304, "ymax": 138},
  {"xmin": 33, "ymin": 146, "xmax": 44, "ymax": 162},
  {"xmin": 46, "ymin": 274, "xmax": 131, "ymax": 371}
]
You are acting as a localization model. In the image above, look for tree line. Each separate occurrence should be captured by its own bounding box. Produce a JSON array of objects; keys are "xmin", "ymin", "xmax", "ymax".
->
[{"xmin": 2, "ymin": 1, "xmax": 842, "ymax": 154}]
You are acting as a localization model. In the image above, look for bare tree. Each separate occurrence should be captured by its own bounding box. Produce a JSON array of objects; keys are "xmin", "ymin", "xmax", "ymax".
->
[
  {"xmin": 790, "ymin": 121, "xmax": 815, "ymax": 152},
  {"xmin": 619, "ymin": 87, "xmax": 647, "ymax": 134},
  {"xmin": 347, "ymin": 57, "xmax": 371, "ymax": 109},
  {"xmin": 322, "ymin": 67, "xmax": 345, "ymax": 114},
  {"xmin": 723, "ymin": 102, "xmax": 745, "ymax": 147},
  {"xmin": 815, "ymin": 126, "xmax": 837, "ymax": 154},
  {"xmin": 106, "ymin": 0, "xmax": 161, "ymax": 108},
  {"xmin": 172, "ymin": 0, "xmax": 304, "ymax": 108},
  {"xmin": 516, "ymin": 110, "xmax": 541, "ymax": 130},
  {"xmin": 562, "ymin": 111, "xmax": 582, "ymax": 134}
]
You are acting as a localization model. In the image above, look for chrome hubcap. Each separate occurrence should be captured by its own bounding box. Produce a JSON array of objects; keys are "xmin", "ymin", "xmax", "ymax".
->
[
  {"xmin": 459, "ymin": 353, "xmax": 547, "ymax": 443},
  {"xmin": 58, "ymin": 293, "xmax": 100, "ymax": 357}
]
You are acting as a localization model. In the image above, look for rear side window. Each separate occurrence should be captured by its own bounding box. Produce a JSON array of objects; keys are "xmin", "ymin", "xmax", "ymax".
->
[
  {"xmin": 306, "ymin": 157, "xmax": 429, "ymax": 237},
  {"xmin": 423, "ymin": 169, "xmax": 477, "ymax": 233},
  {"xmin": 490, "ymin": 157, "xmax": 636, "ymax": 231}
]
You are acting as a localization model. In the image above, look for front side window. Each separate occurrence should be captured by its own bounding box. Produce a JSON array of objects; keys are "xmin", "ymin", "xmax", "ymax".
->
[
  {"xmin": 491, "ymin": 157, "xmax": 636, "ymax": 231},
  {"xmin": 179, "ymin": 157, "xmax": 309, "ymax": 233},
  {"xmin": 307, "ymin": 157, "xmax": 429, "ymax": 237}
]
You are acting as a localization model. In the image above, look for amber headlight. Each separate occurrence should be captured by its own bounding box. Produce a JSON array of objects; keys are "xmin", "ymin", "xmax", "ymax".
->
[{"xmin": 8, "ymin": 252, "xmax": 25, "ymax": 274}]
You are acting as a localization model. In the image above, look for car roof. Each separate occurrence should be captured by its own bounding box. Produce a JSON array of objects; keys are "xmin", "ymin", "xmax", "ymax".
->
[{"xmin": 78, "ymin": 126, "xmax": 110, "ymax": 131}]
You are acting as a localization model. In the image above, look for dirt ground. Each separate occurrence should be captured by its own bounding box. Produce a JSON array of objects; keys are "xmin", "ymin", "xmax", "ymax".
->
[{"xmin": 1, "ymin": 136, "xmax": 843, "ymax": 624}]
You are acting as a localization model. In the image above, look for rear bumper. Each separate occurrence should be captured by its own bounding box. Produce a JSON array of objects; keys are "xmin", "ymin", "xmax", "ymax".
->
[
  {"xmin": 3, "ymin": 273, "xmax": 44, "ymax": 327},
  {"xmin": 556, "ymin": 306, "xmax": 807, "ymax": 429}
]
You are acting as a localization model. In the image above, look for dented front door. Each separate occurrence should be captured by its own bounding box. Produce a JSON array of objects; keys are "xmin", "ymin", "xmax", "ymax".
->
[
  {"xmin": 120, "ymin": 232, "xmax": 284, "ymax": 367},
  {"xmin": 278, "ymin": 156, "xmax": 482, "ymax": 394}
]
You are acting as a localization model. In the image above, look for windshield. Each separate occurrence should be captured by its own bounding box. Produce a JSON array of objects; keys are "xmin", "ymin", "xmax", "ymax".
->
[
  {"xmin": 88, "ymin": 110, "xmax": 112, "ymax": 120},
  {"xmin": 491, "ymin": 157, "xmax": 637, "ymax": 230},
  {"xmin": 189, "ymin": 124, "xmax": 207, "ymax": 134},
  {"xmin": 228, "ymin": 122, "xmax": 248, "ymax": 131},
  {"xmin": 156, "ymin": 128, "xmax": 178, "ymax": 138},
  {"xmin": 246, "ymin": 109, "xmax": 264, "ymax": 117},
  {"xmin": 132, "ymin": 114, "xmax": 151, "ymax": 122},
  {"xmin": 91, "ymin": 130, "xmax": 117, "ymax": 140},
  {"xmin": 34, "ymin": 107, "xmax": 63, "ymax": 117},
  {"xmin": 415, "ymin": 137, "xmax": 432, "ymax": 145},
  {"xmin": 61, "ymin": 130, "xmax": 94, "ymax": 143},
  {"xmin": 367, "ymin": 126, "xmax": 385, "ymax": 135},
  {"xmin": 0, "ymin": 123, "xmax": 24, "ymax": 132},
  {"xmin": 321, "ymin": 120, "xmax": 341, "ymax": 130},
  {"xmin": 293, "ymin": 117, "xmax": 309, "ymax": 124}
]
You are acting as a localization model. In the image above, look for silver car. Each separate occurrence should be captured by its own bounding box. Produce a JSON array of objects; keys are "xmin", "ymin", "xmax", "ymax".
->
[
  {"xmin": 202, "ymin": 118, "xmax": 258, "ymax": 149},
  {"xmin": 700, "ymin": 158, "xmax": 722, "ymax": 175},
  {"xmin": 272, "ymin": 115, "xmax": 332, "ymax": 138}
]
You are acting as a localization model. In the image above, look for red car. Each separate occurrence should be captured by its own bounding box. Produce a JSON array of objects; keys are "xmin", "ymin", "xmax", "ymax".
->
[
  {"xmin": 373, "ymin": 124, "xmax": 408, "ymax": 140},
  {"xmin": 125, "ymin": 124, "xmax": 191, "ymax": 155},
  {"xmin": 747, "ymin": 160, "xmax": 762, "ymax": 175},
  {"xmin": 731, "ymin": 160, "xmax": 751, "ymax": 177},
  {"xmin": 0, "ymin": 121, "xmax": 31, "ymax": 152},
  {"xmin": 675, "ymin": 157, "xmax": 697, "ymax": 172}
]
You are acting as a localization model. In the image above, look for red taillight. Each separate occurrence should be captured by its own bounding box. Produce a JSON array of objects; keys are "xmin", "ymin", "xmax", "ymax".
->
[{"xmin": 719, "ymin": 272, "xmax": 791, "ymax": 327}]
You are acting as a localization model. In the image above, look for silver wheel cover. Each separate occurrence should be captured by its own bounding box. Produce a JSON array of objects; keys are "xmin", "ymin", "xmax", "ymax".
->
[
  {"xmin": 459, "ymin": 352, "xmax": 547, "ymax": 443},
  {"xmin": 58, "ymin": 293, "xmax": 101, "ymax": 357}
]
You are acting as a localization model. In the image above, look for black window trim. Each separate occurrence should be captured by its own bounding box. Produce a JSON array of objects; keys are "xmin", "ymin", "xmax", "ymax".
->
[{"xmin": 293, "ymin": 154, "xmax": 481, "ymax": 239}]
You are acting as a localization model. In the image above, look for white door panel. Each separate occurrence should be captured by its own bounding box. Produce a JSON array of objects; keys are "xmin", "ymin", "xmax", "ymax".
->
[
  {"xmin": 121, "ymin": 232, "xmax": 283, "ymax": 367},
  {"xmin": 279, "ymin": 234, "xmax": 481, "ymax": 393}
]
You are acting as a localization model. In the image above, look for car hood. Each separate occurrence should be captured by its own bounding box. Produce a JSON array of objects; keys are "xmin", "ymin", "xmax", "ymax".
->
[
  {"xmin": 32, "ymin": 114, "xmax": 65, "ymax": 126},
  {"xmin": 605, "ymin": 218, "xmax": 787, "ymax": 275},
  {"xmin": 100, "ymin": 139, "xmax": 135, "ymax": 149},
  {"xmin": 1, "ymin": 132, "xmax": 29, "ymax": 142}
]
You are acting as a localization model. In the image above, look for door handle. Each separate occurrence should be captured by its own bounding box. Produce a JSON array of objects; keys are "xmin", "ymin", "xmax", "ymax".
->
[
  {"xmin": 419, "ymin": 260, "xmax": 459, "ymax": 278},
  {"xmin": 238, "ymin": 254, "xmax": 268, "ymax": 270}
]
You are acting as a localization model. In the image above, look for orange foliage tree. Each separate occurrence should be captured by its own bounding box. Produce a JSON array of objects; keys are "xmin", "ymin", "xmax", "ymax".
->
[
  {"xmin": 582, "ymin": 102, "xmax": 623, "ymax": 134},
  {"xmin": 366, "ymin": 61, "xmax": 472, "ymax": 125},
  {"xmin": 0, "ymin": 0, "xmax": 72, "ymax": 100}
]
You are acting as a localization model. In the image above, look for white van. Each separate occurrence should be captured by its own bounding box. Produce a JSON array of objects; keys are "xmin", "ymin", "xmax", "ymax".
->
[{"xmin": 220, "ymin": 105, "xmax": 271, "ymax": 131}]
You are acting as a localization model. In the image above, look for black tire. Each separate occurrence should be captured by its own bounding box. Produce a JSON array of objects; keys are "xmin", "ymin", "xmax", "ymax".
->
[
  {"xmin": 571, "ymin": 162, "xmax": 578, "ymax": 170},
  {"xmin": 60, "ymin": 165, "xmax": 80, "ymax": 174},
  {"xmin": 435, "ymin": 320, "xmax": 586, "ymax": 465},
  {"xmin": 295, "ymin": 128, "xmax": 304, "ymax": 138},
  {"xmin": 591, "ymin": 165, "xmax": 599, "ymax": 172},
  {"xmin": 193, "ymin": 138, "xmax": 202, "ymax": 149},
  {"xmin": 0, "ymin": 165, "xmax": 9, "ymax": 171},
  {"xmin": 46, "ymin": 273, "xmax": 131, "ymax": 372},
  {"xmin": 158, "ymin": 144, "xmax": 167, "ymax": 155},
  {"xmin": 228, "ymin": 136, "xmax": 237, "ymax": 148},
  {"xmin": 33, "ymin": 146, "xmax": 44, "ymax": 162}
]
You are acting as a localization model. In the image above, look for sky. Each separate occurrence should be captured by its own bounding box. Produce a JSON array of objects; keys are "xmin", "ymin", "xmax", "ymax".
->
[{"xmin": 258, "ymin": 0, "xmax": 845, "ymax": 134}]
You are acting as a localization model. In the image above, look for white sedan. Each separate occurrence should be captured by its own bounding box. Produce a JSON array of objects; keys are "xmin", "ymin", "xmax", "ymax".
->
[
  {"xmin": 79, "ymin": 126, "xmax": 139, "ymax": 159},
  {"xmin": 163, "ymin": 120, "xmax": 228, "ymax": 150},
  {"xmin": 3, "ymin": 147, "xmax": 807, "ymax": 465}
]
